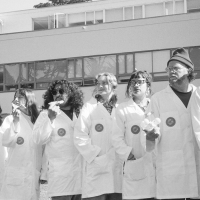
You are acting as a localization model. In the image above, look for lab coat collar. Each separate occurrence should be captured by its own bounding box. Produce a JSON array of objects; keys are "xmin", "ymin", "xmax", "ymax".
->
[
  {"xmin": 88, "ymin": 97, "xmax": 117, "ymax": 118},
  {"xmin": 166, "ymin": 84, "xmax": 196, "ymax": 111}
]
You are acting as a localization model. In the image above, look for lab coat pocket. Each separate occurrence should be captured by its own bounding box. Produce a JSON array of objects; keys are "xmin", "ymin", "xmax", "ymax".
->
[
  {"xmin": 124, "ymin": 158, "xmax": 146, "ymax": 180},
  {"xmin": 53, "ymin": 158, "xmax": 72, "ymax": 177},
  {"xmin": 161, "ymin": 111, "xmax": 180, "ymax": 132},
  {"xmin": 90, "ymin": 154, "xmax": 111, "ymax": 177},
  {"xmin": 6, "ymin": 167, "xmax": 24, "ymax": 186},
  {"xmin": 162, "ymin": 150, "xmax": 185, "ymax": 176}
]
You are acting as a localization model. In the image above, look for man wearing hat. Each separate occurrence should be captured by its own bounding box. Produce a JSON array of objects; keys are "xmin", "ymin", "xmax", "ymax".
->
[{"xmin": 146, "ymin": 47, "xmax": 200, "ymax": 199}]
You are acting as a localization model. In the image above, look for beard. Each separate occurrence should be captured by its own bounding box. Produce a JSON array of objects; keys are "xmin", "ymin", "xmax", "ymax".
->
[{"xmin": 169, "ymin": 74, "xmax": 188, "ymax": 86}]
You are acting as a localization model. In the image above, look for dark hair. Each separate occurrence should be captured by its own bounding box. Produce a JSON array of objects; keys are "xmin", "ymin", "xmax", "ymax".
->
[
  {"xmin": 125, "ymin": 70, "xmax": 152, "ymax": 98},
  {"xmin": 14, "ymin": 89, "xmax": 39, "ymax": 124},
  {"xmin": 42, "ymin": 80, "xmax": 84, "ymax": 117},
  {"xmin": 188, "ymin": 69, "xmax": 197, "ymax": 82}
]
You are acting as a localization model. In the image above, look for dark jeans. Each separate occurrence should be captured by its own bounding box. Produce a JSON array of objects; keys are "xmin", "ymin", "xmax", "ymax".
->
[
  {"xmin": 51, "ymin": 194, "xmax": 81, "ymax": 200},
  {"xmin": 82, "ymin": 193, "xmax": 122, "ymax": 200}
]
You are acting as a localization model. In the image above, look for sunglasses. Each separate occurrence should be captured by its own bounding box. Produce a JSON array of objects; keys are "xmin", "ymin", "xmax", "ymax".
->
[{"xmin": 51, "ymin": 88, "xmax": 64, "ymax": 96}]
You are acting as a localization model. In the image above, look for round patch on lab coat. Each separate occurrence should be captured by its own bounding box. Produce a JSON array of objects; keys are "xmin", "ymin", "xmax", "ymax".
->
[
  {"xmin": 166, "ymin": 117, "xmax": 176, "ymax": 127},
  {"xmin": 131, "ymin": 125, "xmax": 140, "ymax": 134},
  {"xmin": 16, "ymin": 137, "xmax": 24, "ymax": 145},
  {"xmin": 95, "ymin": 124, "xmax": 104, "ymax": 132},
  {"xmin": 57, "ymin": 128, "xmax": 66, "ymax": 137}
]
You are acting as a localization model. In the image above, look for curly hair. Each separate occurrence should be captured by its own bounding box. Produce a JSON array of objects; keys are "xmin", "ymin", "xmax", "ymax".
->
[
  {"xmin": 125, "ymin": 70, "xmax": 152, "ymax": 98},
  {"xmin": 92, "ymin": 72, "xmax": 118, "ymax": 97},
  {"xmin": 42, "ymin": 80, "xmax": 84, "ymax": 117},
  {"xmin": 14, "ymin": 89, "xmax": 39, "ymax": 124}
]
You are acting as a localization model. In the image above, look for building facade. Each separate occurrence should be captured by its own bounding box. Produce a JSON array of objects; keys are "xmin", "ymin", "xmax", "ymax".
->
[{"xmin": 0, "ymin": 0, "xmax": 200, "ymax": 112}]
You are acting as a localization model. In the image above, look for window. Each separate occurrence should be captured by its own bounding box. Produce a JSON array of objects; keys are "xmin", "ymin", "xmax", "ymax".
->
[
  {"xmin": 68, "ymin": 59, "xmax": 75, "ymax": 78},
  {"xmin": 56, "ymin": 14, "xmax": 66, "ymax": 28},
  {"xmin": 135, "ymin": 52, "xmax": 152, "ymax": 73},
  {"xmin": 33, "ymin": 17, "xmax": 49, "ymax": 30},
  {"xmin": 5, "ymin": 64, "xmax": 20, "ymax": 91},
  {"xmin": 187, "ymin": 0, "xmax": 200, "ymax": 13},
  {"xmin": 35, "ymin": 60, "xmax": 67, "ymax": 88},
  {"xmin": 189, "ymin": 47, "xmax": 200, "ymax": 70},
  {"xmin": 33, "ymin": 14, "xmax": 66, "ymax": 30},
  {"xmin": 165, "ymin": 1, "xmax": 173, "ymax": 15},
  {"xmin": 86, "ymin": 12, "xmax": 94, "ymax": 25},
  {"xmin": 0, "ymin": 66, "xmax": 3, "ymax": 91},
  {"xmin": 153, "ymin": 50, "xmax": 170, "ymax": 72},
  {"xmin": 145, "ymin": 3, "xmax": 164, "ymax": 18},
  {"xmin": 105, "ymin": 8, "xmax": 123, "ymax": 23},
  {"xmin": 21, "ymin": 63, "xmax": 35, "ymax": 82},
  {"xmin": 68, "ymin": 12, "xmax": 85, "ymax": 27},
  {"xmin": 118, "ymin": 55, "xmax": 125, "ymax": 74},
  {"xmin": 175, "ymin": 0, "xmax": 184, "ymax": 14},
  {"xmin": 67, "ymin": 58, "xmax": 83, "ymax": 79},
  {"xmin": 95, "ymin": 10, "xmax": 103, "ymax": 24},
  {"xmin": 0, "ymin": 20, "xmax": 2, "ymax": 34},
  {"xmin": 84, "ymin": 55, "xmax": 116, "ymax": 78},
  {"xmin": 124, "ymin": 7, "xmax": 133, "ymax": 20},
  {"xmin": 127, "ymin": 54, "xmax": 134, "ymax": 73},
  {"xmin": 134, "ymin": 6, "xmax": 143, "ymax": 19},
  {"xmin": 75, "ymin": 59, "xmax": 82, "ymax": 78}
]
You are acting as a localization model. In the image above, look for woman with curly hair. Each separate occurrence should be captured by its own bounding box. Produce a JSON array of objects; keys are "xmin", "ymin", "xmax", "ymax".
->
[
  {"xmin": 0, "ymin": 88, "xmax": 41, "ymax": 200},
  {"xmin": 33, "ymin": 80, "xmax": 84, "ymax": 200},
  {"xmin": 74, "ymin": 72, "xmax": 123, "ymax": 200}
]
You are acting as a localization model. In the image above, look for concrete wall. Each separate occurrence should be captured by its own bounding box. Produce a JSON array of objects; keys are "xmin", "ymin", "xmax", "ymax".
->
[
  {"xmin": 0, "ymin": 12, "xmax": 200, "ymax": 64},
  {"xmin": 0, "ymin": 0, "xmax": 172, "ymax": 34}
]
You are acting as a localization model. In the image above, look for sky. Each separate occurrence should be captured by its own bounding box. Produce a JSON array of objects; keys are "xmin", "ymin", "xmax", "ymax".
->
[{"xmin": 0, "ymin": 0, "xmax": 49, "ymax": 13}]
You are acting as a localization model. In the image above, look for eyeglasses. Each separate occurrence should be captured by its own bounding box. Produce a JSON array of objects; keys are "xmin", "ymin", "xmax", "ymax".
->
[
  {"xmin": 130, "ymin": 79, "xmax": 146, "ymax": 86},
  {"xmin": 51, "ymin": 88, "xmax": 64, "ymax": 96}
]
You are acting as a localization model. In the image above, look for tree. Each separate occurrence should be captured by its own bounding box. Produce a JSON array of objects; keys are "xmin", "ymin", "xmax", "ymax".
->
[{"xmin": 34, "ymin": 0, "xmax": 91, "ymax": 8}]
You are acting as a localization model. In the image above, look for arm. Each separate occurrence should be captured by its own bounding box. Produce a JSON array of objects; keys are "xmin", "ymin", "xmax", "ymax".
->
[
  {"xmin": 144, "ymin": 96, "xmax": 161, "ymax": 151},
  {"xmin": 32, "ymin": 111, "xmax": 53, "ymax": 145},
  {"xmin": 1, "ymin": 115, "xmax": 19, "ymax": 147},
  {"xmin": 112, "ymin": 107, "xmax": 132, "ymax": 161},
  {"xmin": 191, "ymin": 88, "xmax": 200, "ymax": 149},
  {"xmin": 74, "ymin": 104, "xmax": 101, "ymax": 164}
]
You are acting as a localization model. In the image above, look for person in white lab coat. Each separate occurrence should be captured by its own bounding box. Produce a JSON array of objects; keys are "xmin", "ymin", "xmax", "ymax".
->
[
  {"xmin": 33, "ymin": 80, "xmax": 84, "ymax": 200},
  {"xmin": 190, "ymin": 86, "xmax": 200, "ymax": 199},
  {"xmin": 74, "ymin": 72, "xmax": 123, "ymax": 200},
  {"xmin": 146, "ymin": 47, "xmax": 199, "ymax": 199},
  {"xmin": 0, "ymin": 106, "xmax": 7, "ymax": 191},
  {"xmin": 112, "ymin": 70, "xmax": 156, "ymax": 200},
  {"xmin": 0, "ymin": 128, "xmax": 5, "ymax": 191},
  {"xmin": 0, "ymin": 88, "xmax": 41, "ymax": 200}
]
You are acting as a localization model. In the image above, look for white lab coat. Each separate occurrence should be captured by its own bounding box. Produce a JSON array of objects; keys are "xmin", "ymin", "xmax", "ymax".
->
[
  {"xmin": 74, "ymin": 97, "xmax": 123, "ymax": 198},
  {"xmin": 190, "ymin": 86, "xmax": 200, "ymax": 198},
  {"xmin": 0, "ymin": 129, "xmax": 5, "ymax": 190},
  {"xmin": 147, "ymin": 85, "xmax": 199, "ymax": 199},
  {"xmin": 0, "ymin": 113, "xmax": 41, "ymax": 200},
  {"xmin": 112, "ymin": 99, "xmax": 155, "ymax": 199},
  {"xmin": 40, "ymin": 146, "xmax": 48, "ymax": 181},
  {"xmin": 33, "ymin": 110, "xmax": 82, "ymax": 198}
]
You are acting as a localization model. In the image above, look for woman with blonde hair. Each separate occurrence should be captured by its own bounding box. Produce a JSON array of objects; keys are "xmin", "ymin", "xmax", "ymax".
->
[{"xmin": 74, "ymin": 72, "xmax": 122, "ymax": 200}]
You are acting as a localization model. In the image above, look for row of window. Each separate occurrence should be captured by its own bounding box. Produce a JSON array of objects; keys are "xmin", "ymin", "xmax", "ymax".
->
[
  {"xmin": 0, "ymin": 46, "xmax": 199, "ymax": 92},
  {"xmin": 33, "ymin": 0, "xmax": 200, "ymax": 31}
]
